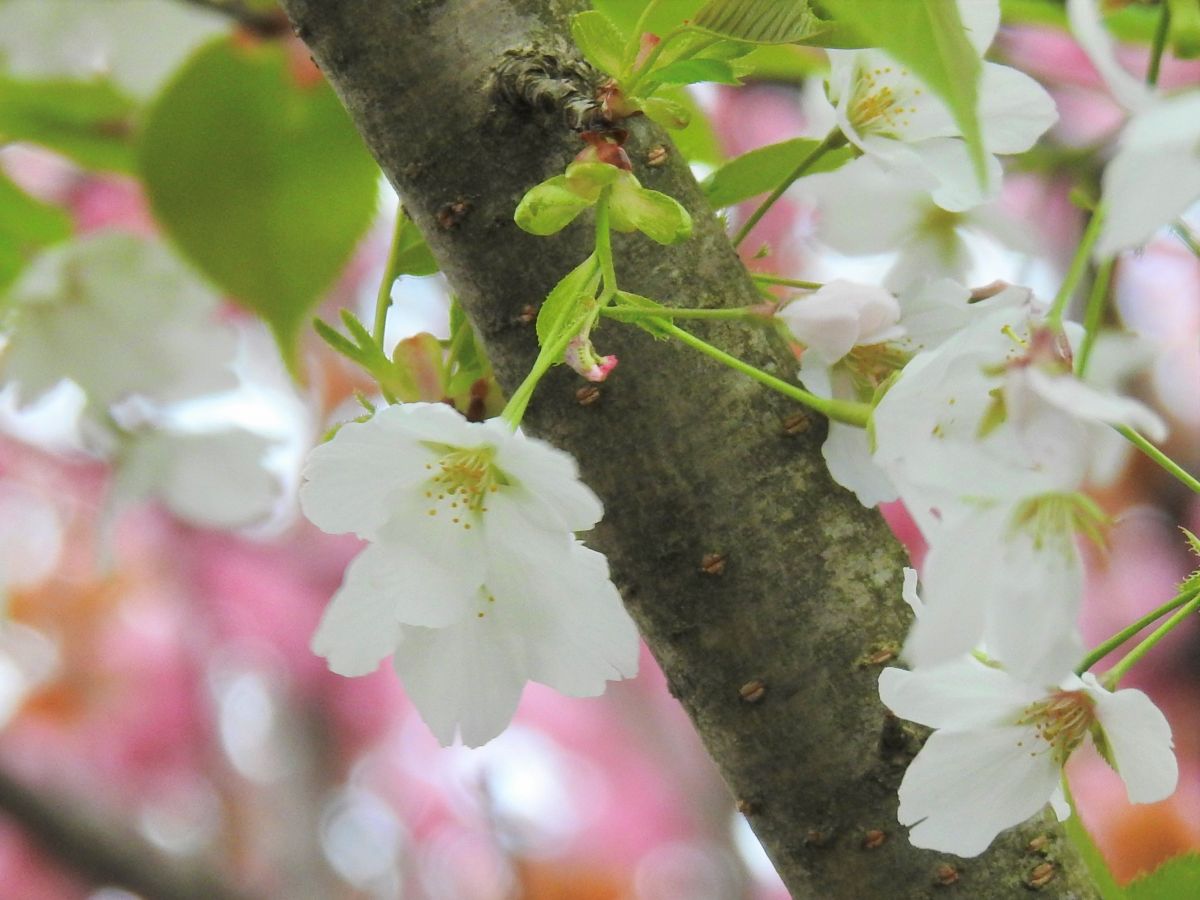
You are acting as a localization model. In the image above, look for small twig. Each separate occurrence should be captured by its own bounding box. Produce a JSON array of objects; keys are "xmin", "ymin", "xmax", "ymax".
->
[
  {"xmin": 179, "ymin": 0, "xmax": 289, "ymax": 37},
  {"xmin": 0, "ymin": 765, "xmax": 257, "ymax": 900}
]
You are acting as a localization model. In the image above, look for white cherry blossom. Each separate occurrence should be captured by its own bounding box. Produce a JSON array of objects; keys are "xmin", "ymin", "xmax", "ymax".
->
[
  {"xmin": 825, "ymin": 1, "xmax": 1057, "ymax": 211},
  {"xmin": 301, "ymin": 402, "xmax": 640, "ymax": 747},
  {"xmin": 873, "ymin": 298, "xmax": 1167, "ymax": 674},
  {"xmin": 791, "ymin": 279, "xmax": 1027, "ymax": 507},
  {"xmin": 879, "ymin": 656, "xmax": 1177, "ymax": 857},
  {"xmin": 115, "ymin": 424, "xmax": 280, "ymax": 529},
  {"xmin": 1067, "ymin": 0, "xmax": 1200, "ymax": 256},
  {"xmin": 799, "ymin": 156, "xmax": 1032, "ymax": 292},
  {"xmin": 777, "ymin": 280, "xmax": 902, "ymax": 367},
  {"xmin": 0, "ymin": 234, "xmax": 238, "ymax": 423}
]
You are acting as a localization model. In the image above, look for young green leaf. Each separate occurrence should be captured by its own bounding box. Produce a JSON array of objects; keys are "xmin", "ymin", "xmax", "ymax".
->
[
  {"xmin": 637, "ymin": 95, "xmax": 692, "ymax": 129},
  {"xmin": 1063, "ymin": 804, "xmax": 1127, "ymax": 900},
  {"xmin": 609, "ymin": 181, "xmax": 693, "ymax": 245},
  {"xmin": 817, "ymin": 0, "xmax": 987, "ymax": 185},
  {"xmin": 591, "ymin": 0, "xmax": 706, "ymax": 39},
  {"xmin": 701, "ymin": 137, "xmax": 854, "ymax": 208},
  {"xmin": 1126, "ymin": 852, "xmax": 1200, "ymax": 900},
  {"xmin": 515, "ymin": 175, "xmax": 594, "ymax": 235},
  {"xmin": 393, "ymin": 213, "xmax": 439, "ymax": 277},
  {"xmin": 313, "ymin": 317, "xmax": 368, "ymax": 364},
  {"xmin": 571, "ymin": 10, "xmax": 626, "ymax": 77},
  {"xmin": 536, "ymin": 254, "xmax": 601, "ymax": 348},
  {"xmin": 0, "ymin": 76, "xmax": 137, "ymax": 172},
  {"xmin": 139, "ymin": 37, "xmax": 379, "ymax": 376},
  {"xmin": 659, "ymin": 87, "xmax": 724, "ymax": 166},
  {"xmin": 0, "ymin": 169, "xmax": 71, "ymax": 291},
  {"xmin": 691, "ymin": 0, "xmax": 826, "ymax": 44},
  {"xmin": 644, "ymin": 58, "xmax": 741, "ymax": 87}
]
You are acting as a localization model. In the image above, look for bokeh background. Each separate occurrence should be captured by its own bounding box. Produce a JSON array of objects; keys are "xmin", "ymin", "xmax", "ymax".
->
[{"xmin": 0, "ymin": 2, "xmax": 1197, "ymax": 898}]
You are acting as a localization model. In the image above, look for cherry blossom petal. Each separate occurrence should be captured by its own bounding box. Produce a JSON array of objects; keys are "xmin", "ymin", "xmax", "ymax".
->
[
  {"xmin": 486, "ymin": 533, "xmax": 639, "ymax": 696},
  {"xmin": 1021, "ymin": 367, "xmax": 1168, "ymax": 442},
  {"xmin": 485, "ymin": 419, "xmax": 605, "ymax": 533},
  {"xmin": 821, "ymin": 421, "xmax": 897, "ymax": 507},
  {"xmin": 898, "ymin": 726, "xmax": 1060, "ymax": 857},
  {"xmin": 1085, "ymin": 674, "xmax": 1178, "ymax": 803},
  {"xmin": 1066, "ymin": 0, "xmax": 1153, "ymax": 112},
  {"xmin": 1096, "ymin": 92, "xmax": 1200, "ymax": 257},
  {"xmin": 879, "ymin": 659, "xmax": 1038, "ymax": 731},
  {"xmin": 393, "ymin": 621, "xmax": 528, "ymax": 747},
  {"xmin": 300, "ymin": 406, "xmax": 447, "ymax": 539},
  {"xmin": 977, "ymin": 63, "xmax": 1060, "ymax": 154}
]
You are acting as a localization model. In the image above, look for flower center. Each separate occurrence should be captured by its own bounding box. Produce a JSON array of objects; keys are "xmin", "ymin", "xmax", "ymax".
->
[
  {"xmin": 1016, "ymin": 689, "xmax": 1097, "ymax": 765},
  {"xmin": 843, "ymin": 343, "xmax": 911, "ymax": 398},
  {"xmin": 422, "ymin": 445, "xmax": 504, "ymax": 529},
  {"xmin": 848, "ymin": 65, "xmax": 920, "ymax": 137},
  {"xmin": 1011, "ymin": 491, "xmax": 1108, "ymax": 552}
]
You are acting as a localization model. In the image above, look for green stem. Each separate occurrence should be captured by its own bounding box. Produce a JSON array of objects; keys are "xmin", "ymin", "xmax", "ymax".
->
[
  {"xmin": 1148, "ymin": 1, "xmax": 1171, "ymax": 86},
  {"xmin": 502, "ymin": 193, "xmax": 616, "ymax": 429},
  {"xmin": 1173, "ymin": 221, "xmax": 1200, "ymax": 257},
  {"xmin": 1076, "ymin": 585, "xmax": 1199, "ymax": 675},
  {"xmin": 751, "ymin": 274, "xmax": 823, "ymax": 290},
  {"xmin": 655, "ymin": 320, "xmax": 871, "ymax": 427},
  {"xmin": 1047, "ymin": 207, "xmax": 1106, "ymax": 329},
  {"xmin": 1074, "ymin": 258, "xmax": 1113, "ymax": 378},
  {"xmin": 501, "ymin": 322, "xmax": 577, "ymax": 428},
  {"xmin": 372, "ymin": 213, "xmax": 410, "ymax": 344},
  {"xmin": 733, "ymin": 130, "xmax": 848, "ymax": 249},
  {"xmin": 602, "ymin": 305, "xmax": 766, "ymax": 322},
  {"xmin": 1116, "ymin": 425, "xmax": 1200, "ymax": 493},
  {"xmin": 1104, "ymin": 589, "xmax": 1200, "ymax": 687},
  {"xmin": 594, "ymin": 190, "xmax": 618, "ymax": 302}
]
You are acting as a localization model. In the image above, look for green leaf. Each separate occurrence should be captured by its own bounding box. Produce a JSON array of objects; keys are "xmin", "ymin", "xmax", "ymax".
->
[
  {"xmin": 1168, "ymin": 0, "xmax": 1200, "ymax": 58},
  {"xmin": 610, "ymin": 180, "xmax": 693, "ymax": 245},
  {"xmin": 312, "ymin": 317, "xmax": 366, "ymax": 363},
  {"xmin": 1063, "ymin": 804, "xmax": 1126, "ymax": 899},
  {"xmin": 591, "ymin": 1, "xmax": 706, "ymax": 39},
  {"xmin": 637, "ymin": 95, "xmax": 692, "ymax": 129},
  {"xmin": 138, "ymin": 37, "xmax": 380, "ymax": 375},
  {"xmin": 515, "ymin": 175, "xmax": 594, "ymax": 235},
  {"xmin": 446, "ymin": 304, "xmax": 491, "ymax": 397},
  {"xmin": 536, "ymin": 254, "xmax": 600, "ymax": 348},
  {"xmin": 691, "ymin": 0, "xmax": 827, "ymax": 44},
  {"xmin": 701, "ymin": 137, "xmax": 854, "ymax": 208},
  {"xmin": 0, "ymin": 171, "xmax": 71, "ymax": 291},
  {"xmin": 645, "ymin": 58, "xmax": 741, "ymax": 87},
  {"xmin": 1126, "ymin": 853, "xmax": 1200, "ymax": 900},
  {"xmin": 736, "ymin": 44, "xmax": 828, "ymax": 81},
  {"xmin": 572, "ymin": 10, "xmax": 626, "ymax": 76},
  {"xmin": 394, "ymin": 213, "xmax": 438, "ymax": 277},
  {"xmin": 817, "ymin": 0, "xmax": 987, "ymax": 185},
  {"xmin": 658, "ymin": 87, "xmax": 724, "ymax": 166},
  {"xmin": 0, "ymin": 76, "xmax": 137, "ymax": 172}
]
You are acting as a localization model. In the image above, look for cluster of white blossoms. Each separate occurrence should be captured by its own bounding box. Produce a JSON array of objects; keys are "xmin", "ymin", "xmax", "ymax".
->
[
  {"xmin": 0, "ymin": 233, "xmax": 283, "ymax": 528},
  {"xmin": 770, "ymin": 0, "xmax": 1186, "ymax": 857},
  {"xmin": 779, "ymin": 277, "xmax": 1178, "ymax": 855},
  {"xmin": 300, "ymin": 402, "xmax": 639, "ymax": 747}
]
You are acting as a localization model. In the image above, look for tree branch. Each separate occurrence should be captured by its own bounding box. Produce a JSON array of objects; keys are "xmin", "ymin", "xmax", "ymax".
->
[
  {"xmin": 0, "ymin": 764, "xmax": 255, "ymax": 900},
  {"xmin": 278, "ymin": 1, "xmax": 1101, "ymax": 896}
]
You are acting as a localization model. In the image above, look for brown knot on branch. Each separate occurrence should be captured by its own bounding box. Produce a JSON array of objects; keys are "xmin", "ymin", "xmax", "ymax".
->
[{"xmin": 491, "ymin": 44, "xmax": 607, "ymax": 132}]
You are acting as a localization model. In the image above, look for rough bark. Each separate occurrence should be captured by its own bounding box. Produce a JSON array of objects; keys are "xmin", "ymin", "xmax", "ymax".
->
[{"xmin": 279, "ymin": 1, "xmax": 1101, "ymax": 897}]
